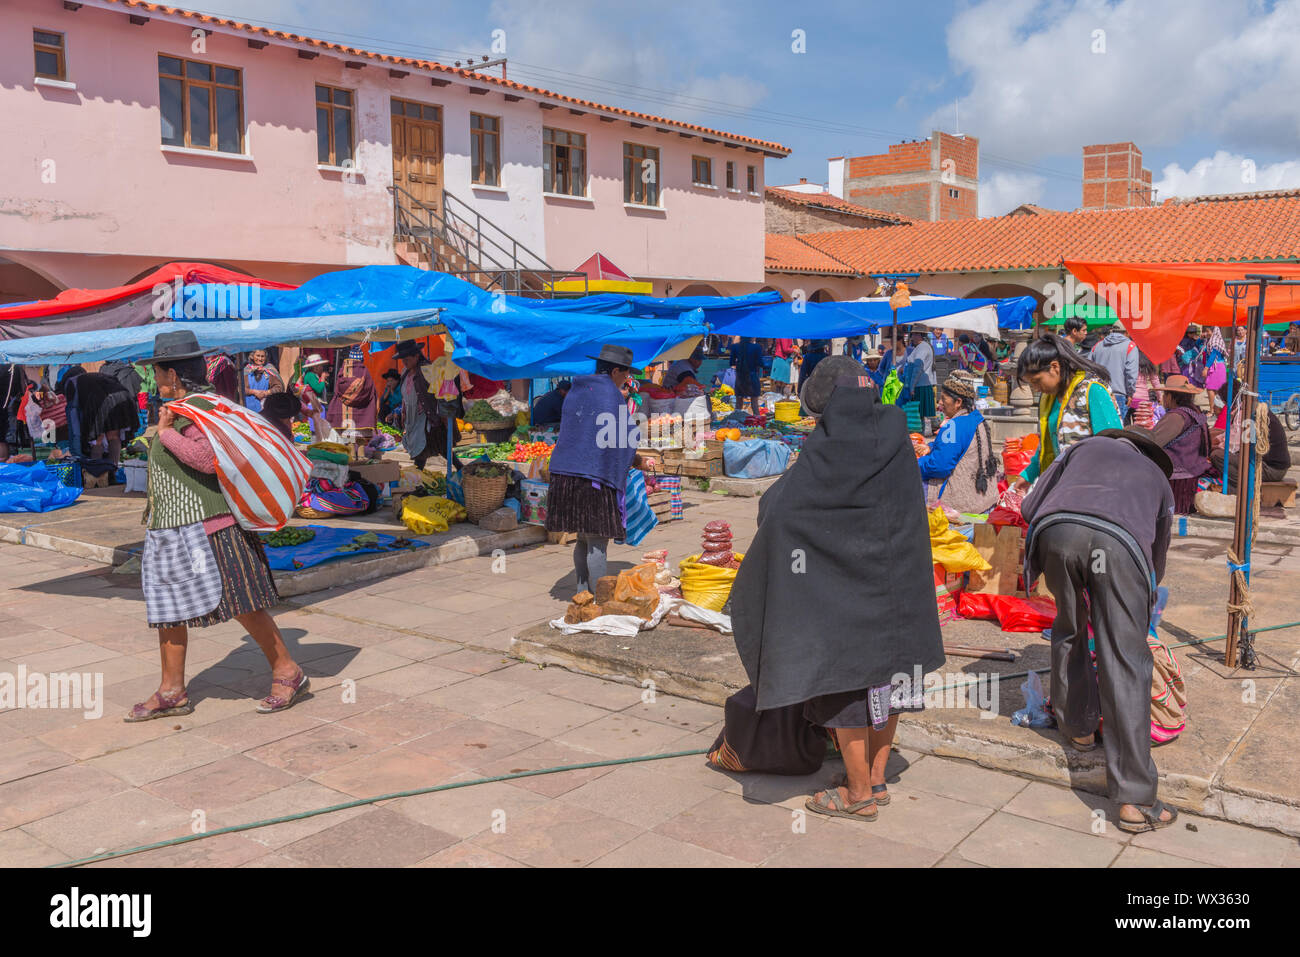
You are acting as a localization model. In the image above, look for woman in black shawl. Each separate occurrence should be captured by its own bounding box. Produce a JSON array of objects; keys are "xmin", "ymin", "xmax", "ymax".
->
[{"xmin": 726, "ymin": 356, "xmax": 945, "ymax": 822}]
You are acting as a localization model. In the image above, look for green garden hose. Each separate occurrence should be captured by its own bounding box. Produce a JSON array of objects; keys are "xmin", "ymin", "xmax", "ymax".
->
[{"xmin": 49, "ymin": 619, "xmax": 1300, "ymax": 868}]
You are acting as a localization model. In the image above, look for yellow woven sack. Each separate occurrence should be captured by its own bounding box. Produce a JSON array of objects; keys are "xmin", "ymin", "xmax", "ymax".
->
[
  {"xmin": 928, "ymin": 508, "xmax": 991, "ymax": 573},
  {"xmin": 774, "ymin": 401, "xmax": 800, "ymax": 423},
  {"xmin": 401, "ymin": 496, "xmax": 451, "ymax": 535},
  {"xmin": 678, "ymin": 552, "xmax": 745, "ymax": 612}
]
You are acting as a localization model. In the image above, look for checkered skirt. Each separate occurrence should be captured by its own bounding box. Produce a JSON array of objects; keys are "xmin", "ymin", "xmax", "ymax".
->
[{"xmin": 144, "ymin": 523, "xmax": 279, "ymax": 629}]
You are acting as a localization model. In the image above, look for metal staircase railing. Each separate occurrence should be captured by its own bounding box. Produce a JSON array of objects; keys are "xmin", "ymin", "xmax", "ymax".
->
[{"xmin": 390, "ymin": 184, "xmax": 588, "ymax": 298}]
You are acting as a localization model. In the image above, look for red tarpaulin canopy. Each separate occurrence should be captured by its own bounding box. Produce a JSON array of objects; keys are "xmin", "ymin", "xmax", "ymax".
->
[
  {"xmin": 1066, "ymin": 260, "xmax": 1300, "ymax": 361},
  {"xmin": 0, "ymin": 262, "xmax": 296, "ymax": 322}
]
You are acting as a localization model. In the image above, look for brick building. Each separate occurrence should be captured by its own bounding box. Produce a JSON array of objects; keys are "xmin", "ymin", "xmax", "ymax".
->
[
  {"xmin": 764, "ymin": 186, "xmax": 909, "ymax": 235},
  {"xmin": 832, "ymin": 131, "xmax": 979, "ymax": 222},
  {"xmin": 1082, "ymin": 142, "xmax": 1154, "ymax": 209}
]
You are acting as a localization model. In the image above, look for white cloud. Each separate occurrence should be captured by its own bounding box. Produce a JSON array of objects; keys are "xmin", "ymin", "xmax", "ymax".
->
[
  {"xmin": 928, "ymin": 0, "xmax": 1300, "ymax": 161},
  {"xmin": 1154, "ymin": 151, "xmax": 1300, "ymax": 199},
  {"xmin": 979, "ymin": 172, "xmax": 1046, "ymax": 215}
]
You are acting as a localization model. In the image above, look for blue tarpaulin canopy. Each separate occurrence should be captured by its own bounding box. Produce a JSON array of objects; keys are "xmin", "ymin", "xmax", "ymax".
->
[
  {"xmin": 0, "ymin": 266, "xmax": 709, "ymax": 378},
  {"xmin": 0, "ymin": 309, "xmax": 444, "ymax": 366},
  {"xmin": 0, "ymin": 265, "xmax": 1029, "ymax": 371}
]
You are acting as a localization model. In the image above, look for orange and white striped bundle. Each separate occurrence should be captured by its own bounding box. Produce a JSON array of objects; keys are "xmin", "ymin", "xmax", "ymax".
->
[{"xmin": 168, "ymin": 393, "xmax": 311, "ymax": 531}]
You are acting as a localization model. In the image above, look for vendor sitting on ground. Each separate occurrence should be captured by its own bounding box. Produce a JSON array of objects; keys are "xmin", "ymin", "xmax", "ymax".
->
[
  {"xmin": 1147, "ymin": 374, "xmax": 1210, "ymax": 514},
  {"xmin": 378, "ymin": 369, "xmax": 403, "ymax": 426},
  {"xmin": 664, "ymin": 346, "xmax": 705, "ymax": 393},
  {"xmin": 917, "ymin": 374, "xmax": 999, "ymax": 514},
  {"xmin": 1210, "ymin": 381, "xmax": 1292, "ymax": 490},
  {"xmin": 725, "ymin": 355, "xmax": 945, "ymax": 821},
  {"xmin": 531, "ymin": 379, "xmax": 571, "ymax": 426}
]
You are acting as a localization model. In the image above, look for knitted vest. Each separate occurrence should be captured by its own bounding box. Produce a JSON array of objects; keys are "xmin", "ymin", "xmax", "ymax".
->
[
  {"xmin": 144, "ymin": 401, "xmax": 231, "ymax": 530},
  {"xmin": 1038, "ymin": 372, "xmax": 1106, "ymax": 473}
]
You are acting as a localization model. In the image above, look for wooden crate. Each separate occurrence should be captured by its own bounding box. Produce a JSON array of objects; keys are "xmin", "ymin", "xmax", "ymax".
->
[{"xmin": 673, "ymin": 458, "xmax": 724, "ymax": 478}]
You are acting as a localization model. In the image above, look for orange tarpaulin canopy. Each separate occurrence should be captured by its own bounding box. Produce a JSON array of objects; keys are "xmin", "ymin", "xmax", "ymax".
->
[{"xmin": 1066, "ymin": 261, "xmax": 1300, "ymax": 362}]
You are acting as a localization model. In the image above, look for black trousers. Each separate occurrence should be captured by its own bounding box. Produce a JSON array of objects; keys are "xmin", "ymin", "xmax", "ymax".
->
[{"xmin": 1035, "ymin": 522, "xmax": 1157, "ymax": 806}]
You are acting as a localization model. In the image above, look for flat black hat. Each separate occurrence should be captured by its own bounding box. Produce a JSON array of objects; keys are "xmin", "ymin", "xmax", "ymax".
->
[
  {"xmin": 1097, "ymin": 427, "xmax": 1174, "ymax": 479},
  {"xmin": 586, "ymin": 343, "xmax": 640, "ymax": 371},
  {"xmin": 136, "ymin": 329, "xmax": 207, "ymax": 364}
]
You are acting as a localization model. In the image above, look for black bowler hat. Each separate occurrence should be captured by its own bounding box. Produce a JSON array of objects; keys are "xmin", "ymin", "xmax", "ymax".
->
[
  {"xmin": 393, "ymin": 339, "xmax": 425, "ymax": 360},
  {"xmin": 137, "ymin": 329, "xmax": 207, "ymax": 364},
  {"xmin": 586, "ymin": 343, "xmax": 640, "ymax": 371}
]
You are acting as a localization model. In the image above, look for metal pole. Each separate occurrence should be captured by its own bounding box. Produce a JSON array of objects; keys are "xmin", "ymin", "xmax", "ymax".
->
[{"xmin": 1226, "ymin": 284, "xmax": 1269, "ymax": 668}]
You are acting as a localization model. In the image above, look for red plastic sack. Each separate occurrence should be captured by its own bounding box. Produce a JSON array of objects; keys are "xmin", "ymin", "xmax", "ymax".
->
[
  {"xmin": 957, "ymin": 591, "xmax": 1056, "ymax": 632},
  {"xmin": 988, "ymin": 486, "xmax": 1027, "ymax": 529}
]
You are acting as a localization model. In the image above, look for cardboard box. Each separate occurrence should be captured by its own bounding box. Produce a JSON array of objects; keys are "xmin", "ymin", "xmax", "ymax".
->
[{"xmin": 348, "ymin": 460, "xmax": 401, "ymax": 486}]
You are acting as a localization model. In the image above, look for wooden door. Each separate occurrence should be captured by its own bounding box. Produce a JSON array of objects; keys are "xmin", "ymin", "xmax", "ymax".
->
[{"xmin": 391, "ymin": 99, "xmax": 443, "ymax": 215}]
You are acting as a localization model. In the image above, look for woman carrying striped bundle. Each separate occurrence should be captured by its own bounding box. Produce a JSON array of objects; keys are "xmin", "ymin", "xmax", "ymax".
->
[{"xmin": 126, "ymin": 330, "xmax": 308, "ymax": 723}]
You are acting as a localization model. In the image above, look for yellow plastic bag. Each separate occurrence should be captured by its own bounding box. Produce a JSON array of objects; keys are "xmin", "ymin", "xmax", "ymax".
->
[
  {"xmin": 928, "ymin": 508, "xmax": 990, "ymax": 573},
  {"xmin": 678, "ymin": 552, "xmax": 744, "ymax": 612},
  {"xmin": 401, "ymin": 496, "xmax": 451, "ymax": 535}
]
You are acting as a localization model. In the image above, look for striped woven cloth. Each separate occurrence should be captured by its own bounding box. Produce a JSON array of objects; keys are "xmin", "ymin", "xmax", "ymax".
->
[{"xmin": 168, "ymin": 393, "xmax": 312, "ymax": 531}]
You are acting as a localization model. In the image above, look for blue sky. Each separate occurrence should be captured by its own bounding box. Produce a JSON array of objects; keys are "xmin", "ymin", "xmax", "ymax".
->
[{"xmin": 195, "ymin": 0, "xmax": 1300, "ymax": 214}]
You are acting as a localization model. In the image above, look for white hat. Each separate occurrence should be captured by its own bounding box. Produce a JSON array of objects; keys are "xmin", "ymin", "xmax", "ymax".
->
[{"xmin": 302, "ymin": 354, "xmax": 329, "ymax": 369}]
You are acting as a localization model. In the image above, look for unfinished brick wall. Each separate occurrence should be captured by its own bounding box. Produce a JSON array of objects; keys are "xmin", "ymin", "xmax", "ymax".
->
[
  {"xmin": 849, "ymin": 183, "xmax": 932, "ymax": 222},
  {"xmin": 842, "ymin": 131, "xmax": 978, "ymax": 221},
  {"xmin": 1082, "ymin": 142, "xmax": 1153, "ymax": 209}
]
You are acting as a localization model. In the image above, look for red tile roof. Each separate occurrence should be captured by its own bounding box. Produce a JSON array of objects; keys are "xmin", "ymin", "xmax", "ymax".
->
[
  {"xmin": 765, "ymin": 187, "xmax": 913, "ymax": 224},
  {"xmin": 795, "ymin": 193, "xmax": 1300, "ymax": 275},
  {"xmin": 93, "ymin": 1, "xmax": 790, "ymax": 156},
  {"xmin": 765, "ymin": 234, "xmax": 859, "ymax": 276}
]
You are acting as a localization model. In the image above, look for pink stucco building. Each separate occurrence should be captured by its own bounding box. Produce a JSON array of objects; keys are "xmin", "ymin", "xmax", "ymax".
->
[{"xmin": 1, "ymin": 0, "xmax": 788, "ymax": 302}]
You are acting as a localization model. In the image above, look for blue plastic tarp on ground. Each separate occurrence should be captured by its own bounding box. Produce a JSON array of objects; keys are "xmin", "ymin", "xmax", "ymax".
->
[
  {"xmin": 0, "ymin": 462, "xmax": 82, "ymax": 513},
  {"xmin": 259, "ymin": 525, "xmax": 429, "ymax": 571}
]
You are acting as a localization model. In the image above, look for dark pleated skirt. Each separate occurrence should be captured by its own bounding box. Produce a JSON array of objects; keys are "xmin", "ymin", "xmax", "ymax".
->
[
  {"xmin": 913, "ymin": 385, "xmax": 937, "ymax": 418},
  {"xmin": 150, "ymin": 525, "xmax": 279, "ymax": 629},
  {"xmin": 545, "ymin": 472, "xmax": 624, "ymax": 538},
  {"xmin": 1172, "ymin": 477, "xmax": 1199, "ymax": 514}
]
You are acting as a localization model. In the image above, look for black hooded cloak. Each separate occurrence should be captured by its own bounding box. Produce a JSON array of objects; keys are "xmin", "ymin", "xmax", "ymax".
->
[{"xmin": 729, "ymin": 384, "xmax": 945, "ymax": 711}]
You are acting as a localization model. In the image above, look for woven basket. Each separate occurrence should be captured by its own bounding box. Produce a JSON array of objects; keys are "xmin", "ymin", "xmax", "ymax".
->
[{"xmin": 463, "ymin": 472, "xmax": 508, "ymax": 522}]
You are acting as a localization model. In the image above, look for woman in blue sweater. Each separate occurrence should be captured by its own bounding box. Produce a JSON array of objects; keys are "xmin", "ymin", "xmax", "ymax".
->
[{"xmin": 916, "ymin": 375, "xmax": 999, "ymax": 514}]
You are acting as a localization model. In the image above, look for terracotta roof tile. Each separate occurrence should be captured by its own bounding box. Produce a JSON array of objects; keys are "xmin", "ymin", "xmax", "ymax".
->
[
  {"xmin": 765, "ymin": 234, "xmax": 859, "ymax": 275},
  {"xmin": 97, "ymin": 1, "xmax": 789, "ymax": 155},
  {"xmin": 765, "ymin": 187, "xmax": 913, "ymax": 224},
  {"xmin": 797, "ymin": 194, "xmax": 1300, "ymax": 275}
]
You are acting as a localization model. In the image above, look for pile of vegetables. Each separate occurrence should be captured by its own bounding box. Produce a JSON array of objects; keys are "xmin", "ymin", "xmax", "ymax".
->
[
  {"xmin": 482, "ymin": 441, "xmax": 519, "ymax": 461},
  {"xmin": 464, "ymin": 400, "xmax": 507, "ymax": 423},
  {"xmin": 378, "ymin": 423, "xmax": 402, "ymax": 438},
  {"xmin": 261, "ymin": 527, "xmax": 316, "ymax": 548},
  {"xmin": 463, "ymin": 461, "xmax": 512, "ymax": 480},
  {"xmin": 508, "ymin": 441, "xmax": 553, "ymax": 462}
]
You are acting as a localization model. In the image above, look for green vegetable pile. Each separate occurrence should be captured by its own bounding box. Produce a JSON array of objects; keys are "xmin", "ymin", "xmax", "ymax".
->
[
  {"xmin": 464, "ymin": 400, "xmax": 507, "ymax": 423},
  {"xmin": 262, "ymin": 527, "xmax": 316, "ymax": 548},
  {"xmin": 336, "ymin": 531, "xmax": 380, "ymax": 553},
  {"xmin": 378, "ymin": 423, "xmax": 402, "ymax": 438},
  {"xmin": 463, "ymin": 461, "xmax": 512, "ymax": 479},
  {"xmin": 482, "ymin": 441, "xmax": 518, "ymax": 461}
]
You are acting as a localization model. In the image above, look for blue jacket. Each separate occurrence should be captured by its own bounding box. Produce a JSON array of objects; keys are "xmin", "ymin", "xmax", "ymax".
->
[
  {"xmin": 548, "ymin": 374, "xmax": 638, "ymax": 492},
  {"xmin": 917, "ymin": 410, "xmax": 984, "ymax": 482}
]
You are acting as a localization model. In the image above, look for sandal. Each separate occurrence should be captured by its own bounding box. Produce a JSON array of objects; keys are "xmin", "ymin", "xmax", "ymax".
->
[
  {"xmin": 124, "ymin": 688, "xmax": 193, "ymax": 723},
  {"xmin": 256, "ymin": 669, "xmax": 310, "ymax": 714},
  {"xmin": 871, "ymin": 783, "xmax": 891, "ymax": 806},
  {"xmin": 1117, "ymin": 799, "xmax": 1179, "ymax": 834},
  {"xmin": 805, "ymin": 787, "xmax": 878, "ymax": 822}
]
